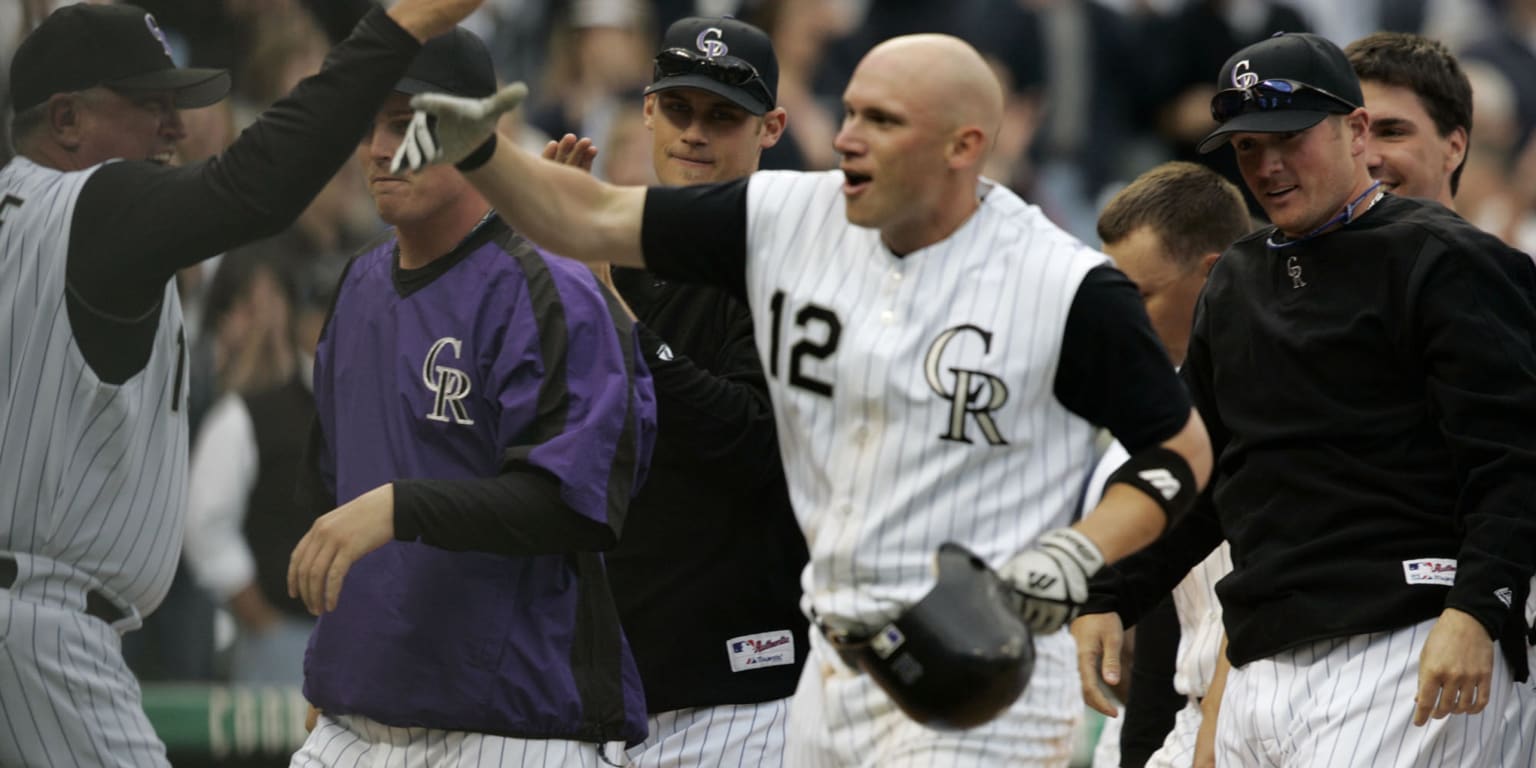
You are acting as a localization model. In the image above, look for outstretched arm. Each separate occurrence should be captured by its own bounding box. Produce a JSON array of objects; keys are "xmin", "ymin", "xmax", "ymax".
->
[{"xmin": 393, "ymin": 87, "xmax": 649, "ymax": 267}]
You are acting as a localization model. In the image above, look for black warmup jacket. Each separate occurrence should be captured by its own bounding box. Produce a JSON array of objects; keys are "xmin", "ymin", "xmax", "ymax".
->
[
  {"xmin": 601, "ymin": 267, "xmax": 810, "ymax": 713},
  {"xmin": 1087, "ymin": 195, "xmax": 1536, "ymax": 675}
]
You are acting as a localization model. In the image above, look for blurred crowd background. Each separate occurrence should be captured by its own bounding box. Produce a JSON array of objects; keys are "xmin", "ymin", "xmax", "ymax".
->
[{"xmin": 2, "ymin": 0, "xmax": 1534, "ymax": 757}]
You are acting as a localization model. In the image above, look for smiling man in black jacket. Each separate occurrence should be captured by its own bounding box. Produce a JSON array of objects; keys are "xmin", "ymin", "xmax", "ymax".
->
[
  {"xmin": 1077, "ymin": 32, "xmax": 1536, "ymax": 767},
  {"xmin": 557, "ymin": 16, "xmax": 809, "ymax": 766}
]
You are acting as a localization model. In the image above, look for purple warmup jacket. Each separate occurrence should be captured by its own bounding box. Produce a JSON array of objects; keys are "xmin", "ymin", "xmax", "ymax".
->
[{"xmin": 301, "ymin": 216, "xmax": 654, "ymax": 745}]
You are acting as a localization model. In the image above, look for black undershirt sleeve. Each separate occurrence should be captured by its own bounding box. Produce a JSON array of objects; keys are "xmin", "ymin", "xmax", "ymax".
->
[
  {"xmin": 1053, "ymin": 266, "xmax": 1191, "ymax": 452},
  {"xmin": 391, "ymin": 468, "xmax": 617, "ymax": 555},
  {"xmin": 65, "ymin": 7, "xmax": 419, "ymax": 383},
  {"xmin": 639, "ymin": 178, "xmax": 751, "ymax": 302}
]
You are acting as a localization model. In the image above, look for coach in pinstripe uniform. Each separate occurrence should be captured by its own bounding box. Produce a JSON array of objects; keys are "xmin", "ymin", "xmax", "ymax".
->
[{"xmin": 0, "ymin": 1, "xmax": 485, "ymax": 766}]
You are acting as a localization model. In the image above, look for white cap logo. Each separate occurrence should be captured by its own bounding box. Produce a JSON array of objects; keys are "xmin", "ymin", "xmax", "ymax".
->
[
  {"xmin": 144, "ymin": 14, "xmax": 173, "ymax": 60},
  {"xmin": 696, "ymin": 27, "xmax": 728, "ymax": 59},
  {"xmin": 1231, "ymin": 59, "xmax": 1260, "ymax": 89}
]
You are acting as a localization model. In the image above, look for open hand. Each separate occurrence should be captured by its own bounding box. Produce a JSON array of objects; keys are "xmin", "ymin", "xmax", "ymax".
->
[
  {"xmin": 541, "ymin": 133, "xmax": 598, "ymax": 173},
  {"xmin": 287, "ymin": 483, "xmax": 396, "ymax": 615},
  {"xmin": 391, "ymin": 84, "xmax": 528, "ymax": 173}
]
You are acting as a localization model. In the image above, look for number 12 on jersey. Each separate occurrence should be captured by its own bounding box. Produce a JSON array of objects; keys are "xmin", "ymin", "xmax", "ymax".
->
[{"xmin": 768, "ymin": 290, "xmax": 841, "ymax": 398}]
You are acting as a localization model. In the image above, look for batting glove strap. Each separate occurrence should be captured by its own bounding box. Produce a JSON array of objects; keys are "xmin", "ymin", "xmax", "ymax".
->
[
  {"xmin": 1105, "ymin": 446, "xmax": 1197, "ymax": 523},
  {"xmin": 455, "ymin": 133, "xmax": 497, "ymax": 172}
]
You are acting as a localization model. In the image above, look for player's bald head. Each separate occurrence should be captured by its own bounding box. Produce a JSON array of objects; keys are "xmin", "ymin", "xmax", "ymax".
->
[{"xmin": 856, "ymin": 34, "xmax": 1003, "ymax": 148}]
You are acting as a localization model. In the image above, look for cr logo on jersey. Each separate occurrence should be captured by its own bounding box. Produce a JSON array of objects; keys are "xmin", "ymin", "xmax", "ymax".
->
[
  {"xmin": 422, "ymin": 337, "xmax": 475, "ymax": 425},
  {"xmin": 924, "ymin": 324, "xmax": 1009, "ymax": 445}
]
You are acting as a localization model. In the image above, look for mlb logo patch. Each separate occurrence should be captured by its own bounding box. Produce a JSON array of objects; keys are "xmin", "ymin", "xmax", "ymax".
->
[
  {"xmin": 1402, "ymin": 558, "xmax": 1456, "ymax": 587},
  {"xmin": 726, "ymin": 630, "xmax": 795, "ymax": 673}
]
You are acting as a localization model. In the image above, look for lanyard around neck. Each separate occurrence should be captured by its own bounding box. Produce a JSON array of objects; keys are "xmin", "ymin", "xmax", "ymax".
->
[{"xmin": 1266, "ymin": 181, "xmax": 1384, "ymax": 249}]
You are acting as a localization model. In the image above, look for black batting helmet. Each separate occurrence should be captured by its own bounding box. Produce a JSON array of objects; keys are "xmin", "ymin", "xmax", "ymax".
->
[{"xmin": 830, "ymin": 542, "xmax": 1035, "ymax": 730}]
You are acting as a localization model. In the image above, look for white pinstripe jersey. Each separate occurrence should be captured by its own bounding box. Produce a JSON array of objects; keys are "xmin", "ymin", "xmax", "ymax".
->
[
  {"xmin": 0, "ymin": 157, "xmax": 188, "ymax": 620},
  {"xmin": 1083, "ymin": 440, "xmax": 1232, "ymax": 701},
  {"xmin": 741, "ymin": 171, "xmax": 1109, "ymax": 627}
]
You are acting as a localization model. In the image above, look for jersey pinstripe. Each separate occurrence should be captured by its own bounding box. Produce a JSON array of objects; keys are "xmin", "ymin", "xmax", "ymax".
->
[
  {"xmin": 292, "ymin": 714, "xmax": 627, "ymax": 768},
  {"xmin": 626, "ymin": 699, "xmax": 789, "ymax": 767},
  {"xmin": 0, "ymin": 157, "xmax": 187, "ymax": 767},
  {"xmin": 1215, "ymin": 616, "xmax": 1523, "ymax": 767},
  {"xmin": 740, "ymin": 170, "xmax": 1108, "ymax": 765},
  {"xmin": 1, "ymin": 156, "xmax": 188, "ymax": 619},
  {"xmin": 741, "ymin": 170, "xmax": 1109, "ymax": 629}
]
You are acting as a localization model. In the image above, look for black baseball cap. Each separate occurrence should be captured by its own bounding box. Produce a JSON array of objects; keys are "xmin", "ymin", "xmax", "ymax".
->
[
  {"xmin": 645, "ymin": 17, "xmax": 777, "ymax": 115},
  {"xmin": 1197, "ymin": 32, "xmax": 1364, "ymax": 154},
  {"xmin": 394, "ymin": 27, "xmax": 496, "ymax": 98},
  {"xmin": 10, "ymin": 3, "xmax": 230, "ymax": 113}
]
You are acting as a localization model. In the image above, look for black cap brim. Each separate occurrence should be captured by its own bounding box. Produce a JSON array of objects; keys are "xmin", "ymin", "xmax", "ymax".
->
[
  {"xmin": 109, "ymin": 67, "xmax": 231, "ymax": 109},
  {"xmin": 645, "ymin": 74, "xmax": 769, "ymax": 115},
  {"xmin": 1197, "ymin": 109, "xmax": 1330, "ymax": 154},
  {"xmin": 394, "ymin": 76, "xmax": 447, "ymax": 96}
]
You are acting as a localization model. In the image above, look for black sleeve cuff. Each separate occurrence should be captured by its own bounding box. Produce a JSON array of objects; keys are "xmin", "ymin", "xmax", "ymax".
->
[{"xmin": 391, "ymin": 480, "xmax": 423, "ymax": 541}]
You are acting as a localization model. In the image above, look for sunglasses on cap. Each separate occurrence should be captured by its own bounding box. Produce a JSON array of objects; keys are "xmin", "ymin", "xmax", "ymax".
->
[
  {"xmin": 1210, "ymin": 79, "xmax": 1358, "ymax": 124},
  {"xmin": 653, "ymin": 47, "xmax": 774, "ymax": 108}
]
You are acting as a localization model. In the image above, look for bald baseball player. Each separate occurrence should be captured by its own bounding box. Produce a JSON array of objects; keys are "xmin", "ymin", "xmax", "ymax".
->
[
  {"xmin": 370, "ymin": 33, "xmax": 1214, "ymax": 765},
  {"xmin": 0, "ymin": 1, "xmax": 486, "ymax": 765},
  {"xmin": 544, "ymin": 16, "xmax": 811, "ymax": 767},
  {"xmin": 1077, "ymin": 32, "xmax": 1536, "ymax": 767}
]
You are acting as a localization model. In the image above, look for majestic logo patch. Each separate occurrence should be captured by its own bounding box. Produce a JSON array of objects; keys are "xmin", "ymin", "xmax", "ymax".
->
[
  {"xmin": 655, "ymin": 342, "xmax": 674, "ymax": 362},
  {"xmin": 1495, "ymin": 587, "xmax": 1513, "ymax": 608},
  {"xmin": 144, "ymin": 14, "xmax": 174, "ymax": 60},
  {"xmin": 726, "ymin": 631, "xmax": 794, "ymax": 672},
  {"xmin": 422, "ymin": 337, "xmax": 475, "ymax": 425},
  {"xmin": 696, "ymin": 27, "xmax": 728, "ymax": 59},
  {"xmin": 924, "ymin": 324, "xmax": 1009, "ymax": 445},
  {"xmin": 1402, "ymin": 558, "xmax": 1456, "ymax": 587},
  {"xmin": 1231, "ymin": 59, "xmax": 1259, "ymax": 89}
]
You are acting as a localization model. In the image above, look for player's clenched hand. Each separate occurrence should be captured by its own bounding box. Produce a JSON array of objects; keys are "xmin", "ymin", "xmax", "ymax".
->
[
  {"xmin": 999, "ymin": 527, "xmax": 1104, "ymax": 634},
  {"xmin": 1412, "ymin": 607, "xmax": 1494, "ymax": 726},
  {"xmin": 541, "ymin": 133, "xmax": 598, "ymax": 172},
  {"xmin": 287, "ymin": 483, "xmax": 396, "ymax": 615},
  {"xmin": 390, "ymin": 84, "xmax": 528, "ymax": 174},
  {"xmin": 1069, "ymin": 612, "xmax": 1124, "ymax": 717}
]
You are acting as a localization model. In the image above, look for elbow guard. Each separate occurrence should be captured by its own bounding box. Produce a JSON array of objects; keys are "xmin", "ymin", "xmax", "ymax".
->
[{"xmin": 1104, "ymin": 446, "xmax": 1197, "ymax": 522}]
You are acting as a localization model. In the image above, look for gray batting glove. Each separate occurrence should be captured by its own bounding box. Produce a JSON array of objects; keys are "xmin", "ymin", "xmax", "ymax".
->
[
  {"xmin": 390, "ymin": 83, "xmax": 529, "ymax": 174},
  {"xmin": 999, "ymin": 527, "xmax": 1105, "ymax": 634}
]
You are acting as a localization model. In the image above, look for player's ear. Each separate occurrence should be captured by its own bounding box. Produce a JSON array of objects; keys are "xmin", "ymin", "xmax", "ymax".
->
[
  {"xmin": 1443, "ymin": 125, "xmax": 1467, "ymax": 178},
  {"xmin": 947, "ymin": 125, "xmax": 987, "ymax": 170},
  {"xmin": 759, "ymin": 107, "xmax": 787, "ymax": 150},
  {"xmin": 642, "ymin": 94, "xmax": 657, "ymax": 131},
  {"xmin": 1200, "ymin": 251, "xmax": 1220, "ymax": 277},
  {"xmin": 1345, "ymin": 108, "xmax": 1369, "ymax": 156},
  {"xmin": 47, "ymin": 92, "xmax": 85, "ymax": 150}
]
